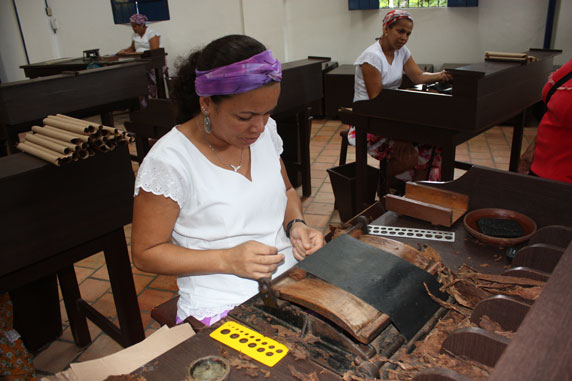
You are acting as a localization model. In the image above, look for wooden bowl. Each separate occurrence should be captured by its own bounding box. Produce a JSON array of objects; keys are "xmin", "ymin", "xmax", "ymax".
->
[
  {"xmin": 463, "ymin": 208, "xmax": 537, "ymax": 247},
  {"xmin": 187, "ymin": 355, "xmax": 230, "ymax": 381}
]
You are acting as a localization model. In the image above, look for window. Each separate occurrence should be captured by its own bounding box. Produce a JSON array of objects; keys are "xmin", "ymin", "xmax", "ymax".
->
[
  {"xmin": 349, "ymin": 0, "xmax": 477, "ymax": 10},
  {"xmin": 111, "ymin": 0, "xmax": 170, "ymax": 24}
]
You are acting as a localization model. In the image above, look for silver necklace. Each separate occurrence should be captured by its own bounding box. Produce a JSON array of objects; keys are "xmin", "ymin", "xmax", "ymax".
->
[{"xmin": 197, "ymin": 118, "xmax": 244, "ymax": 172}]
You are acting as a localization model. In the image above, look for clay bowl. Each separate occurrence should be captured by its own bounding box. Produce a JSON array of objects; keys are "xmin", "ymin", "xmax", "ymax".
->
[
  {"xmin": 187, "ymin": 355, "xmax": 231, "ymax": 381},
  {"xmin": 463, "ymin": 208, "xmax": 537, "ymax": 247}
]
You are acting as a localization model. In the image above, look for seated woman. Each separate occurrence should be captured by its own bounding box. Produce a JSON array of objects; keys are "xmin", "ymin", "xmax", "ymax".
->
[
  {"xmin": 348, "ymin": 10, "xmax": 451, "ymax": 192},
  {"xmin": 118, "ymin": 13, "xmax": 166, "ymax": 100},
  {"xmin": 131, "ymin": 35, "xmax": 325, "ymax": 327}
]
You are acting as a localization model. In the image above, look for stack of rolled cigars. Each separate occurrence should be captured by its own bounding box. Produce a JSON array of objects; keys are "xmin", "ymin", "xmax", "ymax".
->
[
  {"xmin": 484, "ymin": 51, "xmax": 533, "ymax": 62},
  {"xmin": 17, "ymin": 114, "xmax": 134, "ymax": 166}
]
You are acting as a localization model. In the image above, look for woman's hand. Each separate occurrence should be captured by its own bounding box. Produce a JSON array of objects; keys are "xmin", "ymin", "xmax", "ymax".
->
[
  {"xmin": 437, "ymin": 70, "xmax": 452, "ymax": 83},
  {"xmin": 225, "ymin": 241, "xmax": 284, "ymax": 280},
  {"xmin": 289, "ymin": 223, "xmax": 325, "ymax": 261}
]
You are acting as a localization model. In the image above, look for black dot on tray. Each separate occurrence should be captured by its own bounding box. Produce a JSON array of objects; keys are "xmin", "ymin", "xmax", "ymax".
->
[
  {"xmin": 257, "ymin": 348, "xmax": 265, "ymax": 352},
  {"xmin": 239, "ymin": 338, "xmax": 248, "ymax": 343},
  {"xmin": 266, "ymin": 352, "xmax": 274, "ymax": 356},
  {"xmin": 230, "ymin": 334, "xmax": 239, "ymax": 339},
  {"xmin": 248, "ymin": 343, "xmax": 256, "ymax": 348},
  {"xmin": 220, "ymin": 329, "xmax": 230, "ymax": 335},
  {"xmin": 276, "ymin": 349, "xmax": 283, "ymax": 353}
]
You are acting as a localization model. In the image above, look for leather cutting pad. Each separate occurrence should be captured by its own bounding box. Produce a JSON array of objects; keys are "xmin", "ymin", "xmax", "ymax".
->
[{"xmin": 298, "ymin": 234, "xmax": 447, "ymax": 340}]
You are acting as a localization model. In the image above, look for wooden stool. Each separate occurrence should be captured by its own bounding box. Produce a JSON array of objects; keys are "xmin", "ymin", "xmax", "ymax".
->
[{"xmin": 151, "ymin": 296, "xmax": 205, "ymax": 332}]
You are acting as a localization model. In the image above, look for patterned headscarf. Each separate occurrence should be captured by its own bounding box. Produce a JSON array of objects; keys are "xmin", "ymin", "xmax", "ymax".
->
[
  {"xmin": 195, "ymin": 50, "xmax": 282, "ymax": 97},
  {"xmin": 383, "ymin": 10, "xmax": 414, "ymax": 29},
  {"xmin": 129, "ymin": 13, "xmax": 148, "ymax": 26}
]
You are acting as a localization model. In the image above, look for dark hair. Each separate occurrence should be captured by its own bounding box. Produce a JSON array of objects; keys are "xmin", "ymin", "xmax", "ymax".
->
[{"xmin": 171, "ymin": 35, "xmax": 267, "ymax": 124}]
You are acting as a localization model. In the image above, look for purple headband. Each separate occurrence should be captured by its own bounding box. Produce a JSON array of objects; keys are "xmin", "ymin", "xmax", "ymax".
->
[
  {"xmin": 130, "ymin": 13, "xmax": 148, "ymax": 25},
  {"xmin": 195, "ymin": 50, "xmax": 282, "ymax": 97}
]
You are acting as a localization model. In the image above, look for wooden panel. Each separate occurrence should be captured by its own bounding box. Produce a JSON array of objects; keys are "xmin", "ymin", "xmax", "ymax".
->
[
  {"xmin": 0, "ymin": 146, "xmax": 134, "ymax": 279},
  {"xmin": 490, "ymin": 243, "xmax": 572, "ymax": 380},
  {"xmin": 0, "ymin": 62, "xmax": 148, "ymax": 125}
]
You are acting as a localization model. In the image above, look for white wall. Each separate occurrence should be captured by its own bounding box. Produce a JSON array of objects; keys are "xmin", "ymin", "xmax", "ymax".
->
[{"xmin": 1, "ymin": 0, "xmax": 570, "ymax": 83}]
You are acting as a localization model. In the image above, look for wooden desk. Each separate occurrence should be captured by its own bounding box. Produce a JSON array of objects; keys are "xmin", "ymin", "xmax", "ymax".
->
[
  {"xmin": 20, "ymin": 49, "xmax": 169, "ymax": 100},
  {"xmin": 369, "ymin": 166, "xmax": 572, "ymax": 379},
  {"xmin": 128, "ymin": 167, "xmax": 571, "ymax": 379},
  {"xmin": 0, "ymin": 61, "xmax": 148, "ymax": 155},
  {"xmin": 0, "ymin": 146, "xmax": 145, "ymax": 350},
  {"xmin": 350, "ymin": 49, "xmax": 560, "ymax": 210},
  {"xmin": 131, "ymin": 317, "xmax": 341, "ymax": 380}
]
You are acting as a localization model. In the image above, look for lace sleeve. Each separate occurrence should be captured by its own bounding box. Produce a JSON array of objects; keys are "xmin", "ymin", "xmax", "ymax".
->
[
  {"xmin": 266, "ymin": 117, "xmax": 284, "ymax": 156},
  {"xmin": 134, "ymin": 154, "xmax": 188, "ymax": 208}
]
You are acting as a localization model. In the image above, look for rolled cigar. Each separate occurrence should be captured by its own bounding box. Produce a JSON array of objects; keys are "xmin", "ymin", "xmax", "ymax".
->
[
  {"xmin": 24, "ymin": 133, "xmax": 71, "ymax": 154},
  {"xmin": 484, "ymin": 51, "xmax": 527, "ymax": 58},
  {"xmin": 43, "ymin": 117, "xmax": 91, "ymax": 134},
  {"xmin": 55, "ymin": 114, "xmax": 99, "ymax": 130},
  {"xmin": 32, "ymin": 125, "xmax": 82, "ymax": 144},
  {"xmin": 76, "ymin": 149, "xmax": 90, "ymax": 159},
  {"xmin": 17, "ymin": 142, "xmax": 61, "ymax": 166},
  {"xmin": 43, "ymin": 125, "xmax": 90, "ymax": 142},
  {"xmin": 100, "ymin": 125, "xmax": 120, "ymax": 135},
  {"xmin": 23, "ymin": 140, "xmax": 64, "ymax": 157},
  {"xmin": 29, "ymin": 133, "xmax": 79, "ymax": 151}
]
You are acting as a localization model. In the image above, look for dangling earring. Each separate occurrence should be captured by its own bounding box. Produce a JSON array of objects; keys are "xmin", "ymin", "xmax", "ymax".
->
[{"xmin": 203, "ymin": 110, "xmax": 212, "ymax": 134}]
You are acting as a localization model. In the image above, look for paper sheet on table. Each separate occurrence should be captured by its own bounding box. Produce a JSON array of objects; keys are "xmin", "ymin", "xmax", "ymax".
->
[{"xmin": 51, "ymin": 324, "xmax": 195, "ymax": 381}]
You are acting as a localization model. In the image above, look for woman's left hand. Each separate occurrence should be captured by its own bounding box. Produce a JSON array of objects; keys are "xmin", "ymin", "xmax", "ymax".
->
[
  {"xmin": 438, "ymin": 70, "xmax": 453, "ymax": 83},
  {"xmin": 289, "ymin": 223, "xmax": 325, "ymax": 261}
]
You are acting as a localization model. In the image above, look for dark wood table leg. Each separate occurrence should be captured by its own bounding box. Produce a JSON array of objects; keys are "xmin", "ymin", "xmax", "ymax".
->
[
  {"xmin": 355, "ymin": 125, "xmax": 368, "ymax": 211},
  {"xmin": 441, "ymin": 143, "xmax": 457, "ymax": 181},
  {"xmin": 509, "ymin": 110, "xmax": 525, "ymax": 172},
  {"xmin": 57, "ymin": 266, "xmax": 92, "ymax": 347},
  {"xmin": 103, "ymin": 228, "xmax": 145, "ymax": 346},
  {"xmin": 101, "ymin": 112, "xmax": 115, "ymax": 127},
  {"xmin": 298, "ymin": 108, "xmax": 312, "ymax": 197}
]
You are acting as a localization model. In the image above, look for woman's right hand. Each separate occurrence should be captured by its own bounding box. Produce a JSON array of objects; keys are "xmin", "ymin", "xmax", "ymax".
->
[{"xmin": 225, "ymin": 241, "xmax": 284, "ymax": 280}]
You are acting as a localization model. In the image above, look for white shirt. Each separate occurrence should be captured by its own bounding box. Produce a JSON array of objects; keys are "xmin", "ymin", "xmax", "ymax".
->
[
  {"xmin": 353, "ymin": 41, "xmax": 411, "ymax": 102},
  {"xmin": 132, "ymin": 26, "xmax": 162, "ymax": 53},
  {"xmin": 134, "ymin": 118, "xmax": 297, "ymax": 320}
]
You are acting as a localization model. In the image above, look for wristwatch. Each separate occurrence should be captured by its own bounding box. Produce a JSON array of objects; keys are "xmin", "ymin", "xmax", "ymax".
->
[{"xmin": 285, "ymin": 218, "xmax": 306, "ymax": 238}]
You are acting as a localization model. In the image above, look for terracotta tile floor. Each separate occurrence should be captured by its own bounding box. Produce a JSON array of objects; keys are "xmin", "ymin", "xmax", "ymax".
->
[{"xmin": 31, "ymin": 113, "xmax": 538, "ymax": 377}]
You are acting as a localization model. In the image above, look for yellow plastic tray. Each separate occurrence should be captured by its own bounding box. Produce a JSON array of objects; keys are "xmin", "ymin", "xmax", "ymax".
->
[{"xmin": 210, "ymin": 321, "xmax": 289, "ymax": 367}]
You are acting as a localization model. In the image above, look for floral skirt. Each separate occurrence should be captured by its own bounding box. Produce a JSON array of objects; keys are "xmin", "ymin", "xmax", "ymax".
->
[
  {"xmin": 347, "ymin": 126, "xmax": 442, "ymax": 182},
  {"xmin": 1, "ymin": 293, "xmax": 36, "ymax": 380}
]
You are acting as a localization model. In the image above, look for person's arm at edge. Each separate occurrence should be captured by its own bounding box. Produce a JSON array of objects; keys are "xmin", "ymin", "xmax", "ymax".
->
[{"xmin": 280, "ymin": 159, "xmax": 325, "ymax": 260}]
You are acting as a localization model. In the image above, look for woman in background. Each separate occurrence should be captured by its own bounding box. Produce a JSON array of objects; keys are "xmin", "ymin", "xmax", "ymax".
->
[
  {"xmin": 118, "ymin": 13, "xmax": 165, "ymax": 102},
  {"xmin": 348, "ymin": 10, "xmax": 451, "ymax": 192}
]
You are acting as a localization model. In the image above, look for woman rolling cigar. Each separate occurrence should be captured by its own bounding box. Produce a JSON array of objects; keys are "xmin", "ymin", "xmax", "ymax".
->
[
  {"xmin": 117, "ymin": 13, "xmax": 166, "ymax": 102},
  {"xmin": 347, "ymin": 10, "xmax": 452, "ymax": 192},
  {"xmin": 131, "ymin": 35, "xmax": 325, "ymax": 326}
]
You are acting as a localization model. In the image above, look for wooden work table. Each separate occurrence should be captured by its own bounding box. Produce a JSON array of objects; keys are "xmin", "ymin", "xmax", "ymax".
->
[
  {"xmin": 127, "ymin": 166, "xmax": 571, "ymax": 379},
  {"xmin": 0, "ymin": 145, "xmax": 144, "ymax": 351}
]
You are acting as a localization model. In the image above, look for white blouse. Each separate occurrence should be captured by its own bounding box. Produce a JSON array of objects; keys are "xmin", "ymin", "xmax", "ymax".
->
[{"xmin": 353, "ymin": 41, "xmax": 411, "ymax": 102}]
